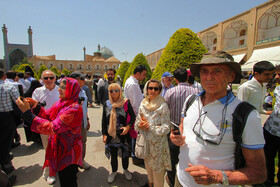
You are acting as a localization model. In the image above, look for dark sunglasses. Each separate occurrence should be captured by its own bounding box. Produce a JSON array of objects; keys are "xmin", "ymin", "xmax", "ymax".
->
[
  {"xmin": 109, "ymin": 89, "xmax": 120, "ymax": 93},
  {"xmin": 148, "ymin": 87, "xmax": 159, "ymax": 91},
  {"xmin": 43, "ymin": 77, "xmax": 55, "ymax": 80}
]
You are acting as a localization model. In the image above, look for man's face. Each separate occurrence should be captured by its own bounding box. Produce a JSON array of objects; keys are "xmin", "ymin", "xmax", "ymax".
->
[
  {"xmin": 162, "ymin": 77, "xmax": 173, "ymax": 88},
  {"xmin": 107, "ymin": 70, "xmax": 115, "ymax": 82},
  {"xmin": 255, "ymin": 70, "xmax": 275, "ymax": 84},
  {"xmin": 76, "ymin": 77, "xmax": 85, "ymax": 88},
  {"xmin": 138, "ymin": 70, "xmax": 147, "ymax": 82},
  {"xmin": 200, "ymin": 64, "xmax": 235, "ymax": 96},
  {"xmin": 42, "ymin": 72, "xmax": 56, "ymax": 90},
  {"xmin": 275, "ymin": 69, "xmax": 280, "ymax": 84}
]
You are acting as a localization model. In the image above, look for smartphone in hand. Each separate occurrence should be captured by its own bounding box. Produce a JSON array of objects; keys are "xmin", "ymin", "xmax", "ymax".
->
[{"xmin": 171, "ymin": 121, "xmax": 181, "ymax": 135}]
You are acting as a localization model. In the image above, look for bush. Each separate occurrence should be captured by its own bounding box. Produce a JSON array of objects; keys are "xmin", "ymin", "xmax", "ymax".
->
[
  {"xmin": 50, "ymin": 66, "xmax": 60, "ymax": 77},
  {"xmin": 123, "ymin": 53, "xmax": 152, "ymax": 87},
  {"xmin": 152, "ymin": 28, "xmax": 207, "ymax": 80},
  {"xmin": 17, "ymin": 64, "xmax": 39, "ymax": 80},
  {"xmin": 38, "ymin": 65, "xmax": 48, "ymax": 78},
  {"xmin": 115, "ymin": 61, "xmax": 130, "ymax": 82}
]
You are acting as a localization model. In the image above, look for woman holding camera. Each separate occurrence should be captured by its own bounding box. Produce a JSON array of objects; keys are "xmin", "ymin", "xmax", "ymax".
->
[
  {"xmin": 102, "ymin": 83, "xmax": 136, "ymax": 183},
  {"xmin": 16, "ymin": 78, "xmax": 83, "ymax": 187},
  {"xmin": 135, "ymin": 79, "xmax": 171, "ymax": 187}
]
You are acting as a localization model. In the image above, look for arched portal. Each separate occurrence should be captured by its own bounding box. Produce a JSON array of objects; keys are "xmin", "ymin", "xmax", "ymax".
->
[{"xmin": 9, "ymin": 49, "xmax": 27, "ymax": 68}]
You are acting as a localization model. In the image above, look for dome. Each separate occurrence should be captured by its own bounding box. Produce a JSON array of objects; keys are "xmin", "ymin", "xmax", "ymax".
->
[
  {"xmin": 100, "ymin": 47, "xmax": 114, "ymax": 59},
  {"xmin": 105, "ymin": 56, "xmax": 120, "ymax": 63}
]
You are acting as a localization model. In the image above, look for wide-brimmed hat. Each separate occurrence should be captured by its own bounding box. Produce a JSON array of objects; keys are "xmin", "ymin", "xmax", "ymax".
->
[{"xmin": 190, "ymin": 51, "xmax": 243, "ymax": 83}]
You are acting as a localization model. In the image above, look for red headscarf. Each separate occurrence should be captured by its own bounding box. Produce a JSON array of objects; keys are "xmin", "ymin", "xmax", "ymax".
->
[{"xmin": 48, "ymin": 77, "xmax": 81, "ymax": 121}]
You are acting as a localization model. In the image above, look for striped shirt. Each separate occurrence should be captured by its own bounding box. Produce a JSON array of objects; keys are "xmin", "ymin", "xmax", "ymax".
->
[
  {"xmin": 164, "ymin": 83, "xmax": 200, "ymax": 124},
  {"xmin": 0, "ymin": 80, "xmax": 20, "ymax": 112}
]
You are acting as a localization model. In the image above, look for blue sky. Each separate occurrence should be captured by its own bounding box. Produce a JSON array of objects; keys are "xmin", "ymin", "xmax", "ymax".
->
[{"xmin": 0, "ymin": 0, "xmax": 268, "ymax": 63}]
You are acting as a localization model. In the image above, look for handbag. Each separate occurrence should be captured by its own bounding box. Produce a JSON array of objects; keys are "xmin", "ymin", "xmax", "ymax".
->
[{"xmin": 135, "ymin": 133, "xmax": 149, "ymax": 159}]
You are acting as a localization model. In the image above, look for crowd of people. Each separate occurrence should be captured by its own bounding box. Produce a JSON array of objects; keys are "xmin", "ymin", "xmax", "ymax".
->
[{"xmin": 1, "ymin": 50, "xmax": 280, "ymax": 187}]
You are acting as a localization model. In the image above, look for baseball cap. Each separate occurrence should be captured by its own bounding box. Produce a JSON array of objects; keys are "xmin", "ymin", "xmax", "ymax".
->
[{"xmin": 161, "ymin": 71, "xmax": 174, "ymax": 78}]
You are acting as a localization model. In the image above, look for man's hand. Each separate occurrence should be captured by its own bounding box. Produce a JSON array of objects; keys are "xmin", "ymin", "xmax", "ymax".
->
[
  {"xmin": 120, "ymin": 125, "xmax": 130, "ymax": 135},
  {"xmin": 170, "ymin": 122, "xmax": 185, "ymax": 146},
  {"xmin": 16, "ymin": 97, "xmax": 31, "ymax": 113},
  {"xmin": 185, "ymin": 163, "xmax": 221, "ymax": 185}
]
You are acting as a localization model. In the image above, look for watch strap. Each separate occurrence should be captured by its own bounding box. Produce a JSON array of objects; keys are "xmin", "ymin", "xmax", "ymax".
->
[{"xmin": 221, "ymin": 170, "xmax": 229, "ymax": 185}]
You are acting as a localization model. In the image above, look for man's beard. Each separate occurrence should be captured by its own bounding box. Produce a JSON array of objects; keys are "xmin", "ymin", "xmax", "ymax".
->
[{"xmin": 108, "ymin": 77, "xmax": 114, "ymax": 82}]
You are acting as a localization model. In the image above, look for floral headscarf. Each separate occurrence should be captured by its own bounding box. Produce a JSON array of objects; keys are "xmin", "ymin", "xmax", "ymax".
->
[{"xmin": 49, "ymin": 77, "xmax": 81, "ymax": 121}]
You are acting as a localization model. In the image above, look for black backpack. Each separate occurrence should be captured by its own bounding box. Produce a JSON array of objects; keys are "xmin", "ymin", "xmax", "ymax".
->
[{"xmin": 184, "ymin": 94, "xmax": 255, "ymax": 169}]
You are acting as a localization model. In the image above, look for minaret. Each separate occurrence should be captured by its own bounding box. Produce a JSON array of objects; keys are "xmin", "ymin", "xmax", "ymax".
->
[
  {"xmin": 83, "ymin": 46, "xmax": 86, "ymax": 61},
  {"xmin": 98, "ymin": 44, "xmax": 101, "ymax": 52},
  {"xmin": 2, "ymin": 24, "xmax": 8, "ymax": 70},
  {"xmin": 28, "ymin": 26, "xmax": 33, "ymax": 57}
]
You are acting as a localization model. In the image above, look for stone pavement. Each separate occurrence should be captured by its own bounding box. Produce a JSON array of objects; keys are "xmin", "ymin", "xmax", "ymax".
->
[
  {"xmin": 9, "ymin": 105, "xmax": 157, "ymax": 187},
  {"xmin": 7, "ymin": 105, "xmax": 270, "ymax": 187}
]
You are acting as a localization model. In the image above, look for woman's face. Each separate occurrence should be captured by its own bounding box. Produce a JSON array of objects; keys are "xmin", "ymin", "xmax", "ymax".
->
[
  {"xmin": 110, "ymin": 87, "xmax": 120, "ymax": 101},
  {"xmin": 147, "ymin": 82, "xmax": 160, "ymax": 100},
  {"xmin": 58, "ymin": 82, "xmax": 66, "ymax": 99}
]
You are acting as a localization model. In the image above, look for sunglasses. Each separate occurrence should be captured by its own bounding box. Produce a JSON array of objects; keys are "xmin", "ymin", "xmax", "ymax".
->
[
  {"xmin": 43, "ymin": 77, "xmax": 55, "ymax": 80},
  {"xmin": 109, "ymin": 89, "xmax": 120, "ymax": 93},
  {"xmin": 148, "ymin": 87, "xmax": 159, "ymax": 91},
  {"xmin": 59, "ymin": 85, "xmax": 66, "ymax": 90}
]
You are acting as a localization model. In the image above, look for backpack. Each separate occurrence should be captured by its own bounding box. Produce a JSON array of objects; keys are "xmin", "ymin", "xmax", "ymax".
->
[{"xmin": 184, "ymin": 94, "xmax": 255, "ymax": 169}]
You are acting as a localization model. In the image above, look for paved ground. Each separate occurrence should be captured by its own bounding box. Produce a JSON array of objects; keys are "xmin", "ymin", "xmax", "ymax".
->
[
  {"xmin": 7, "ymin": 104, "xmax": 270, "ymax": 187},
  {"xmin": 9, "ymin": 105, "xmax": 154, "ymax": 187}
]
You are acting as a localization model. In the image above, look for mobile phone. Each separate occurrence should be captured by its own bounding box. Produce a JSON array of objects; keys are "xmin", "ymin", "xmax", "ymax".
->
[
  {"xmin": 18, "ymin": 85, "xmax": 24, "ymax": 101},
  {"xmin": 171, "ymin": 121, "xmax": 181, "ymax": 135}
]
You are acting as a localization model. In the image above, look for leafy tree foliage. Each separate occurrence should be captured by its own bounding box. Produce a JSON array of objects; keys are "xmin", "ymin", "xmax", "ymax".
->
[
  {"xmin": 123, "ymin": 53, "xmax": 152, "ymax": 87},
  {"xmin": 152, "ymin": 28, "xmax": 207, "ymax": 80},
  {"xmin": 50, "ymin": 66, "xmax": 60, "ymax": 77},
  {"xmin": 115, "ymin": 61, "xmax": 130, "ymax": 82},
  {"xmin": 38, "ymin": 65, "xmax": 48, "ymax": 79},
  {"xmin": 17, "ymin": 64, "xmax": 39, "ymax": 79},
  {"xmin": 61, "ymin": 68, "xmax": 71, "ymax": 76}
]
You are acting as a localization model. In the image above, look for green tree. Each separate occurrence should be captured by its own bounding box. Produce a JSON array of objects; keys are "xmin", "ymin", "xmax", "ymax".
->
[
  {"xmin": 61, "ymin": 68, "xmax": 71, "ymax": 76},
  {"xmin": 115, "ymin": 61, "xmax": 130, "ymax": 82},
  {"xmin": 50, "ymin": 66, "xmax": 60, "ymax": 77},
  {"xmin": 152, "ymin": 28, "xmax": 207, "ymax": 80},
  {"xmin": 11, "ymin": 57, "xmax": 35, "ymax": 71},
  {"xmin": 17, "ymin": 64, "xmax": 39, "ymax": 79},
  {"xmin": 123, "ymin": 53, "xmax": 152, "ymax": 87},
  {"xmin": 38, "ymin": 65, "xmax": 48, "ymax": 79}
]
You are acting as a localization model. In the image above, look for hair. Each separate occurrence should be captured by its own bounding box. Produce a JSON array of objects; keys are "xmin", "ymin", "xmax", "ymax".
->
[
  {"xmin": 147, "ymin": 79, "xmax": 162, "ymax": 92},
  {"xmin": 41, "ymin": 70, "xmax": 55, "ymax": 79},
  {"xmin": 173, "ymin": 67, "xmax": 188, "ymax": 82},
  {"xmin": 24, "ymin": 80, "xmax": 42, "ymax": 97},
  {"xmin": 17, "ymin": 72, "xmax": 25, "ymax": 78},
  {"xmin": 106, "ymin": 68, "xmax": 116, "ymax": 74},
  {"xmin": 188, "ymin": 75, "xmax": 195, "ymax": 84},
  {"xmin": 25, "ymin": 72, "xmax": 32, "ymax": 76},
  {"xmin": 60, "ymin": 74, "xmax": 66, "ymax": 78},
  {"xmin": 0, "ymin": 70, "xmax": 4, "ymax": 79},
  {"xmin": 6, "ymin": 70, "xmax": 17, "ymax": 79},
  {"xmin": 108, "ymin": 83, "xmax": 121, "ymax": 92},
  {"xmin": 133, "ymin": 65, "xmax": 147, "ymax": 74},
  {"xmin": 253, "ymin": 61, "xmax": 275, "ymax": 74}
]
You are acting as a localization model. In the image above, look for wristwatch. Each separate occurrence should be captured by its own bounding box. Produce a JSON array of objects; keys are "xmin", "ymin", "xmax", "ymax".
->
[{"xmin": 221, "ymin": 170, "xmax": 229, "ymax": 185}]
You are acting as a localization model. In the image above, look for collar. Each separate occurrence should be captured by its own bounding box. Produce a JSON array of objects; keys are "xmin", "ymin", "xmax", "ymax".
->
[
  {"xmin": 198, "ymin": 90, "xmax": 235, "ymax": 105},
  {"xmin": 252, "ymin": 77, "xmax": 263, "ymax": 87},
  {"xmin": 131, "ymin": 76, "xmax": 139, "ymax": 84}
]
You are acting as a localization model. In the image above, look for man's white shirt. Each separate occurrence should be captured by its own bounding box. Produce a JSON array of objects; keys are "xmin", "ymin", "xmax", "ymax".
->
[{"xmin": 32, "ymin": 85, "xmax": 59, "ymax": 110}]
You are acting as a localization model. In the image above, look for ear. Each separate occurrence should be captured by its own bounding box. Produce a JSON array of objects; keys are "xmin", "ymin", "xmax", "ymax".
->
[{"xmin": 229, "ymin": 71, "xmax": 236, "ymax": 82}]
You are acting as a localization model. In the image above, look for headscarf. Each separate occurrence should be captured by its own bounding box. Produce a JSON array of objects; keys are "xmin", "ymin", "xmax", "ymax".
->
[
  {"xmin": 48, "ymin": 78, "xmax": 81, "ymax": 121},
  {"xmin": 142, "ymin": 79, "xmax": 165, "ymax": 111},
  {"xmin": 108, "ymin": 83, "xmax": 128, "ymax": 138}
]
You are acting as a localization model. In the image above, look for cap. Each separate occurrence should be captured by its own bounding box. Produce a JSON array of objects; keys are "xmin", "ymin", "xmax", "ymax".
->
[
  {"xmin": 190, "ymin": 51, "xmax": 242, "ymax": 83},
  {"xmin": 161, "ymin": 71, "xmax": 173, "ymax": 78},
  {"xmin": 69, "ymin": 71, "xmax": 86, "ymax": 79}
]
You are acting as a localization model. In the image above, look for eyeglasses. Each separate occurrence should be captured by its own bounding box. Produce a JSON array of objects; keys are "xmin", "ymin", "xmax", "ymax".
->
[
  {"xmin": 109, "ymin": 89, "xmax": 120, "ymax": 93},
  {"xmin": 59, "ymin": 85, "xmax": 66, "ymax": 90},
  {"xmin": 192, "ymin": 111, "xmax": 228, "ymax": 145},
  {"xmin": 148, "ymin": 87, "xmax": 159, "ymax": 91},
  {"xmin": 43, "ymin": 77, "xmax": 55, "ymax": 80}
]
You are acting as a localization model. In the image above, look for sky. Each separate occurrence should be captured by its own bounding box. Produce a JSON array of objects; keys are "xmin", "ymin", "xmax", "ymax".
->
[{"xmin": 0, "ymin": 0, "xmax": 269, "ymax": 63}]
